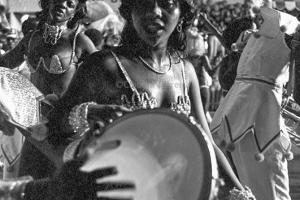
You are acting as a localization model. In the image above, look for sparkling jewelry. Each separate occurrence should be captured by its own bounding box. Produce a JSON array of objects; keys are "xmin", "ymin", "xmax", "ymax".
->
[
  {"xmin": 43, "ymin": 23, "xmax": 67, "ymax": 45},
  {"xmin": 68, "ymin": 102, "xmax": 97, "ymax": 139},
  {"xmin": 121, "ymin": 92, "xmax": 158, "ymax": 111},
  {"xmin": 138, "ymin": 52, "xmax": 172, "ymax": 74},
  {"xmin": 229, "ymin": 186, "xmax": 256, "ymax": 200},
  {"xmin": 170, "ymin": 96, "xmax": 191, "ymax": 116}
]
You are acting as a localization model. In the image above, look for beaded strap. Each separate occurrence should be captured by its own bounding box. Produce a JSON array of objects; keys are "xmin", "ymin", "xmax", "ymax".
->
[{"xmin": 68, "ymin": 102, "xmax": 97, "ymax": 139}]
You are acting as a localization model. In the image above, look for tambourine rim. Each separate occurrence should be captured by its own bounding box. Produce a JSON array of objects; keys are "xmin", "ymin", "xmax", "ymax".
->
[{"xmin": 101, "ymin": 108, "xmax": 215, "ymax": 200}]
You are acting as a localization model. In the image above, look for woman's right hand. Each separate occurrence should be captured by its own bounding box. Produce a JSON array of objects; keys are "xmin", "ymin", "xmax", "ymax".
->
[{"xmin": 50, "ymin": 156, "xmax": 135, "ymax": 200}]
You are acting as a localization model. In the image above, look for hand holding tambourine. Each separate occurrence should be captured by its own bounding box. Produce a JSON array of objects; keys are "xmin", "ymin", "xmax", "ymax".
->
[
  {"xmin": 69, "ymin": 102, "xmax": 132, "ymax": 140},
  {"xmin": 49, "ymin": 151, "xmax": 135, "ymax": 200}
]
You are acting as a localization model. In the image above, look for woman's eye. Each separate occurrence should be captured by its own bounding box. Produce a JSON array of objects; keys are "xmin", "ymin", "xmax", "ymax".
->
[{"xmin": 159, "ymin": 0, "xmax": 178, "ymax": 9}]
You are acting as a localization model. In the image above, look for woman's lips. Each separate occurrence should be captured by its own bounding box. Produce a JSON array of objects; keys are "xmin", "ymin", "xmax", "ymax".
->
[
  {"xmin": 53, "ymin": 7, "xmax": 65, "ymax": 16},
  {"xmin": 144, "ymin": 22, "xmax": 164, "ymax": 34}
]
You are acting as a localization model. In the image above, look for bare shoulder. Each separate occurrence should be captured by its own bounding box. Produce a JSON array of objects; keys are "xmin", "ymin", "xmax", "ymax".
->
[{"xmin": 78, "ymin": 48, "xmax": 119, "ymax": 77}]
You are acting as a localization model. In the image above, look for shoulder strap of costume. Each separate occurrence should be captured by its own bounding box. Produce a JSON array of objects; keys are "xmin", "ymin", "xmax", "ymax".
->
[
  {"xmin": 27, "ymin": 30, "xmax": 39, "ymax": 54},
  {"xmin": 110, "ymin": 51, "xmax": 139, "ymax": 95},
  {"xmin": 70, "ymin": 24, "xmax": 82, "ymax": 65}
]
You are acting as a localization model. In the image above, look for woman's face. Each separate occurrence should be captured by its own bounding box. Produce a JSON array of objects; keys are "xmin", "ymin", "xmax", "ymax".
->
[
  {"xmin": 131, "ymin": 0, "xmax": 181, "ymax": 47},
  {"xmin": 48, "ymin": 0, "xmax": 79, "ymax": 24}
]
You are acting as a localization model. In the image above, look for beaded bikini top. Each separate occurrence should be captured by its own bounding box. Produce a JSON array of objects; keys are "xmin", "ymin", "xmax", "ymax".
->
[
  {"xmin": 111, "ymin": 51, "xmax": 191, "ymax": 116},
  {"xmin": 25, "ymin": 26, "xmax": 80, "ymax": 74}
]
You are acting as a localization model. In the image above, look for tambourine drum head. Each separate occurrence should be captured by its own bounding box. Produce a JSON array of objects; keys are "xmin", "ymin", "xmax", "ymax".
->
[{"xmin": 81, "ymin": 109, "xmax": 218, "ymax": 200}]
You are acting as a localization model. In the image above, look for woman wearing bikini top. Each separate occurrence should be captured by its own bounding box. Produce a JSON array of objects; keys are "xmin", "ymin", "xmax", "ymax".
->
[
  {"xmin": 0, "ymin": 0, "xmax": 97, "ymax": 179},
  {"xmin": 48, "ymin": 0, "xmax": 254, "ymax": 198},
  {"xmin": 0, "ymin": 0, "xmax": 97, "ymax": 99}
]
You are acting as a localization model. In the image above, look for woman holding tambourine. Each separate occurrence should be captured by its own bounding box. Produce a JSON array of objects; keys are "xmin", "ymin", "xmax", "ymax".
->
[
  {"xmin": 48, "ymin": 0, "xmax": 254, "ymax": 198},
  {"xmin": 0, "ymin": 0, "xmax": 255, "ymax": 199}
]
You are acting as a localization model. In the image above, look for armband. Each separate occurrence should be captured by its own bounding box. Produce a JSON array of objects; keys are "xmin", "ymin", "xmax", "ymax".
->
[
  {"xmin": 68, "ymin": 102, "xmax": 97, "ymax": 139},
  {"xmin": 229, "ymin": 186, "xmax": 256, "ymax": 200}
]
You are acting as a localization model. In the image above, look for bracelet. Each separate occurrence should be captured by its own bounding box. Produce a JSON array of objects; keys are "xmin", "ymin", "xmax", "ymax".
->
[
  {"xmin": 229, "ymin": 186, "xmax": 256, "ymax": 200},
  {"xmin": 68, "ymin": 102, "xmax": 97, "ymax": 139}
]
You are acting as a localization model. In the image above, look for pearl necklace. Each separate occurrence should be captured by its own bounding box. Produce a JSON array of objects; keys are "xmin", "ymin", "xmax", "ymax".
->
[{"xmin": 138, "ymin": 52, "xmax": 172, "ymax": 74}]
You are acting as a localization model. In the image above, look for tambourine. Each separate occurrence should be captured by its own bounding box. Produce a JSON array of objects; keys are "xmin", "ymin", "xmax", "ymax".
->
[{"xmin": 80, "ymin": 109, "xmax": 219, "ymax": 200}]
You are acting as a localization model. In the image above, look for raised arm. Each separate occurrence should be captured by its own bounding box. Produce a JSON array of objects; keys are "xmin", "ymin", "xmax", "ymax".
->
[
  {"xmin": 198, "ymin": 12, "xmax": 225, "ymax": 48},
  {"xmin": 76, "ymin": 31, "xmax": 98, "ymax": 57}
]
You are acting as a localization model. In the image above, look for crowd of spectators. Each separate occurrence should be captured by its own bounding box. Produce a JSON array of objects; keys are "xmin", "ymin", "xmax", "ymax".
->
[{"xmin": 200, "ymin": 1, "xmax": 252, "ymax": 32}]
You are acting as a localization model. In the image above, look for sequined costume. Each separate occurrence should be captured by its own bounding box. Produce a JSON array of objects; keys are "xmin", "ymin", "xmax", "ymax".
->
[
  {"xmin": 111, "ymin": 51, "xmax": 191, "ymax": 115},
  {"xmin": 17, "ymin": 26, "xmax": 82, "ymax": 179},
  {"xmin": 210, "ymin": 7, "xmax": 299, "ymax": 200},
  {"xmin": 25, "ymin": 27, "xmax": 79, "ymax": 75}
]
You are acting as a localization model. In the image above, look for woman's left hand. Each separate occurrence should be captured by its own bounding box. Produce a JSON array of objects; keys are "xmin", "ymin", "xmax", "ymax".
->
[{"xmin": 87, "ymin": 104, "xmax": 132, "ymax": 136}]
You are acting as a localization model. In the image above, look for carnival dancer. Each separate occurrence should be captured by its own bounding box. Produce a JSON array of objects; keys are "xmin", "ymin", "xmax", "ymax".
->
[
  {"xmin": 46, "ymin": 0, "xmax": 256, "ymax": 198},
  {"xmin": 0, "ymin": 0, "xmax": 255, "ymax": 199},
  {"xmin": 0, "ymin": 0, "xmax": 98, "ymax": 179},
  {"xmin": 210, "ymin": 1, "xmax": 300, "ymax": 199}
]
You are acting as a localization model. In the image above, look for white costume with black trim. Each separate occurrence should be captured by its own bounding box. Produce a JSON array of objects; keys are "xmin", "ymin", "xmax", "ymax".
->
[{"xmin": 211, "ymin": 7, "xmax": 299, "ymax": 200}]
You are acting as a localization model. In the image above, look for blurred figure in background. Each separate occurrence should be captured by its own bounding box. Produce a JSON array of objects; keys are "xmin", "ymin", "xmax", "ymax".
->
[
  {"xmin": 87, "ymin": 13, "xmax": 124, "ymax": 49},
  {"xmin": 0, "ymin": 1, "xmax": 10, "ymax": 33},
  {"xmin": 101, "ymin": 14, "xmax": 124, "ymax": 49},
  {"xmin": 188, "ymin": 48, "xmax": 216, "ymax": 124}
]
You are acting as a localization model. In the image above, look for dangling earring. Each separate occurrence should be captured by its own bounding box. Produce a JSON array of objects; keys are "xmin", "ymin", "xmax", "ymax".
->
[{"xmin": 176, "ymin": 20, "xmax": 183, "ymax": 33}]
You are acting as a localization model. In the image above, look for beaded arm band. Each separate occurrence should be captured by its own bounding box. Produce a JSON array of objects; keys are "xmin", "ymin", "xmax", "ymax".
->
[
  {"xmin": 229, "ymin": 186, "xmax": 256, "ymax": 200},
  {"xmin": 68, "ymin": 102, "xmax": 97, "ymax": 139}
]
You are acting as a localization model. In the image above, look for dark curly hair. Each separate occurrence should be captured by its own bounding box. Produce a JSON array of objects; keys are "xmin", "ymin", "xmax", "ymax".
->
[
  {"xmin": 38, "ymin": 0, "xmax": 87, "ymax": 29},
  {"xmin": 119, "ymin": 0, "xmax": 194, "ymax": 52},
  {"xmin": 222, "ymin": 16, "xmax": 254, "ymax": 50}
]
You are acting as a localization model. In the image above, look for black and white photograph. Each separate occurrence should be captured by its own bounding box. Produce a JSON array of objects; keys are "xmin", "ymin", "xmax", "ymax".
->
[{"xmin": 0, "ymin": 0, "xmax": 300, "ymax": 199}]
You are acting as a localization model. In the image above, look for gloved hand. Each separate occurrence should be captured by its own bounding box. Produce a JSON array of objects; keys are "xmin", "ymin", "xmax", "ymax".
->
[{"xmin": 49, "ymin": 157, "xmax": 135, "ymax": 200}]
